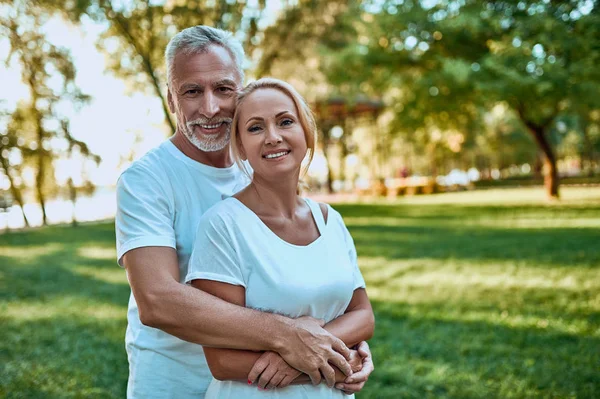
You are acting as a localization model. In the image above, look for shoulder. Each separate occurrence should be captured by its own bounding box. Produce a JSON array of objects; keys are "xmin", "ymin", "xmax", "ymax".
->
[
  {"xmin": 197, "ymin": 198, "xmax": 241, "ymax": 233},
  {"xmin": 117, "ymin": 144, "xmax": 172, "ymax": 190},
  {"xmin": 318, "ymin": 202, "xmax": 329, "ymax": 223}
]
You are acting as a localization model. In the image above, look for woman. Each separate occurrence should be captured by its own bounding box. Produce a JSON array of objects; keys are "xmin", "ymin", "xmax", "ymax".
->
[{"xmin": 185, "ymin": 78, "xmax": 374, "ymax": 398}]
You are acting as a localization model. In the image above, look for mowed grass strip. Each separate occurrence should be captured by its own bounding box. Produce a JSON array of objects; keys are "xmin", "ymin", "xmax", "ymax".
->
[{"xmin": 1, "ymin": 187, "xmax": 599, "ymax": 398}]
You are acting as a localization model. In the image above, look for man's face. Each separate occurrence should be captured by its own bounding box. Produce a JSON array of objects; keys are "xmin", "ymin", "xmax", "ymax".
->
[{"xmin": 168, "ymin": 45, "xmax": 241, "ymax": 152}]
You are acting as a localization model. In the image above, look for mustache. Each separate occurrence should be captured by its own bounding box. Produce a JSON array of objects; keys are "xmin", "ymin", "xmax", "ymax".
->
[{"xmin": 187, "ymin": 117, "xmax": 233, "ymax": 126}]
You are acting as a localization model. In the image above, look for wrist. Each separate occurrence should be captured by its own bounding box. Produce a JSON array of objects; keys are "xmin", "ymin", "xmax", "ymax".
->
[{"xmin": 266, "ymin": 313, "xmax": 295, "ymax": 353}]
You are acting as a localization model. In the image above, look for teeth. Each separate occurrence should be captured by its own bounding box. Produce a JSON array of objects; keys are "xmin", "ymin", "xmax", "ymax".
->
[
  {"xmin": 265, "ymin": 151, "xmax": 288, "ymax": 159},
  {"xmin": 200, "ymin": 123, "xmax": 221, "ymax": 129}
]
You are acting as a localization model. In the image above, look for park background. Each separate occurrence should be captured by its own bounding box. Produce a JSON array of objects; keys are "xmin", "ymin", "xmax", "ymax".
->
[{"xmin": 1, "ymin": 0, "xmax": 599, "ymax": 398}]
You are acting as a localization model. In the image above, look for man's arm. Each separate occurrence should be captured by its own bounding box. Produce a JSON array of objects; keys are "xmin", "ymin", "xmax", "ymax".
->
[
  {"xmin": 123, "ymin": 246, "xmax": 351, "ymax": 385},
  {"xmin": 248, "ymin": 289, "xmax": 374, "ymax": 389},
  {"xmin": 188, "ymin": 278, "xmax": 360, "ymax": 387},
  {"xmin": 188, "ymin": 276, "xmax": 373, "ymax": 387}
]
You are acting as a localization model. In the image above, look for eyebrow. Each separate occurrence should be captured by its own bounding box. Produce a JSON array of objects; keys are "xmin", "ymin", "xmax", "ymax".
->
[
  {"xmin": 245, "ymin": 111, "xmax": 292, "ymax": 124},
  {"xmin": 178, "ymin": 79, "xmax": 238, "ymax": 92},
  {"xmin": 179, "ymin": 83, "xmax": 201, "ymax": 92},
  {"xmin": 213, "ymin": 79, "xmax": 238, "ymax": 88}
]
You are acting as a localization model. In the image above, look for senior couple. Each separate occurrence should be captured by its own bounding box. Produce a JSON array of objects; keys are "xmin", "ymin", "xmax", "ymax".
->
[{"xmin": 116, "ymin": 25, "xmax": 375, "ymax": 398}]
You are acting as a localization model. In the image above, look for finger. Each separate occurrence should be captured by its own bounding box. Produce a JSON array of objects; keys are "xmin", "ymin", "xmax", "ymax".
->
[
  {"xmin": 248, "ymin": 356, "xmax": 269, "ymax": 384},
  {"xmin": 267, "ymin": 372, "xmax": 285, "ymax": 389},
  {"xmin": 335, "ymin": 382, "xmax": 365, "ymax": 394},
  {"xmin": 257, "ymin": 366, "xmax": 278, "ymax": 389},
  {"xmin": 320, "ymin": 364, "xmax": 336, "ymax": 388},
  {"xmin": 331, "ymin": 338, "xmax": 352, "ymax": 361},
  {"xmin": 307, "ymin": 369, "xmax": 321, "ymax": 385},
  {"xmin": 345, "ymin": 358, "xmax": 373, "ymax": 384},
  {"xmin": 328, "ymin": 352, "xmax": 352, "ymax": 377},
  {"xmin": 279, "ymin": 374, "xmax": 296, "ymax": 389},
  {"xmin": 357, "ymin": 341, "xmax": 371, "ymax": 357}
]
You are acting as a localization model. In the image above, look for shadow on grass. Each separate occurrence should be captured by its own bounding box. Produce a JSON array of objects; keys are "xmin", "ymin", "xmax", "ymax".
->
[
  {"xmin": 330, "ymin": 202, "xmax": 600, "ymax": 267},
  {"xmin": 332, "ymin": 202, "xmax": 600, "ymax": 221},
  {"xmin": 0, "ymin": 249, "xmax": 129, "ymax": 307},
  {"xmin": 1, "ymin": 222, "xmax": 116, "ymax": 248},
  {"xmin": 364, "ymin": 299, "xmax": 599, "ymax": 399},
  {"xmin": 2, "ymin": 315, "xmax": 128, "ymax": 398},
  {"xmin": 1, "ymin": 222, "xmax": 127, "ymax": 306}
]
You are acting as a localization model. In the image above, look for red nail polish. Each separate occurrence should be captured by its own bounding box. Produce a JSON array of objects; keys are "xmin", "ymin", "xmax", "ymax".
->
[{"xmin": 247, "ymin": 380, "xmax": 252, "ymax": 385}]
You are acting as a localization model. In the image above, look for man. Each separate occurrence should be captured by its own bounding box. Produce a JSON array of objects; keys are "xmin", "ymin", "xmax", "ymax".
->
[{"xmin": 116, "ymin": 25, "xmax": 373, "ymax": 398}]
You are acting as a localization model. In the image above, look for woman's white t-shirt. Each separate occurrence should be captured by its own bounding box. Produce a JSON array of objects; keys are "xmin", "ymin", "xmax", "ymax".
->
[{"xmin": 186, "ymin": 197, "xmax": 366, "ymax": 399}]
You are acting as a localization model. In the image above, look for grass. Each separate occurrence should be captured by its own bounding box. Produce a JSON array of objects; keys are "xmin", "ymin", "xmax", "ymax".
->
[{"xmin": 1, "ymin": 187, "xmax": 599, "ymax": 398}]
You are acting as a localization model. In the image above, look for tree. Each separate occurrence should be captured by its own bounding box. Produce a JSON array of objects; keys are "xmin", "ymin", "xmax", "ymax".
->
[
  {"xmin": 0, "ymin": 107, "xmax": 30, "ymax": 227},
  {"xmin": 42, "ymin": 0, "xmax": 266, "ymax": 136},
  {"xmin": 318, "ymin": 0, "xmax": 600, "ymax": 198},
  {"xmin": 1, "ymin": 1, "xmax": 93, "ymax": 224}
]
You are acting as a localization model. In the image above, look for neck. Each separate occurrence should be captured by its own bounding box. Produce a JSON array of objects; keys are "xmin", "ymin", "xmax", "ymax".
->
[
  {"xmin": 170, "ymin": 130, "xmax": 233, "ymax": 168},
  {"xmin": 246, "ymin": 172, "xmax": 301, "ymax": 219}
]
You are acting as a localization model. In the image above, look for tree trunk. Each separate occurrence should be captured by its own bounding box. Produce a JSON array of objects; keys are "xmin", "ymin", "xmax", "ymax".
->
[
  {"xmin": 29, "ymin": 81, "xmax": 48, "ymax": 225},
  {"xmin": 0, "ymin": 159, "xmax": 30, "ymax": 227},
  {"xmin": 580, "ymin": 115, "xmax": 595, "ymax": 177},
  {"xmin": 527, "ymin": 125, "xmax": 559, "ymax": 199},
  {"xmin": 68, "ymin": 178, "xmax": 78, "ymax": 227}
]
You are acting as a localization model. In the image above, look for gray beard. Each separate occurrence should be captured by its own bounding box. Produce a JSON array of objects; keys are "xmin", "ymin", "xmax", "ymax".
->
[{"xmin": 183, "ymin": 119, "xmax": 232, "ymax": 152}]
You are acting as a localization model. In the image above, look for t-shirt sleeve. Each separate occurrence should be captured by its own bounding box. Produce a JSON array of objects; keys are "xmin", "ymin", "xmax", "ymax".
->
[
  {"xmin": 333, "ymin": 208, "xmax": 366, "ymax": 290},
  {"xmin": 185, "ymin": 209, "xmax": 245, "ymax": 287},
  {"xmin": 115, "ymin": 165, "xmax": 175, "ymax": 266}
]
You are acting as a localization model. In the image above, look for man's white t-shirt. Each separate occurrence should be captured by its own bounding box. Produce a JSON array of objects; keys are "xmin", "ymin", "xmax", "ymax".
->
[
  {"xmin": 185, "ymin": 197, "xmax": 366, "ymax": 399},
  {"xmin": 115, "ymin": 140, "xmax": 248, "ymax": 399}
]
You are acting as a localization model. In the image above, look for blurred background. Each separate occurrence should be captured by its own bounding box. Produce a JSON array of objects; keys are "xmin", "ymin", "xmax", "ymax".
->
[
  {"xmin": 1, "ymin": 0, "xmax": 599, "ymax": 228},
  {"xmin": 1, "ymin": 1, "xmax": 599, "ymax": 398}
]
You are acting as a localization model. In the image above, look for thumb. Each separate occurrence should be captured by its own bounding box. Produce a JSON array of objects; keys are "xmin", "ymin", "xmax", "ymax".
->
[{"xmin": 357, "ymin": 341, "xmax": 370, "ymax": 358}]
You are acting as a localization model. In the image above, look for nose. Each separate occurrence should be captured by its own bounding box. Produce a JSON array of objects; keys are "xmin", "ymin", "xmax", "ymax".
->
[
  {"xmin": 265, "ymin": 125, "xmax": 283, "ymax": 145},
  {"xmin": 199, "ymin": 91, "xmax": 220, "ymax": 119}
]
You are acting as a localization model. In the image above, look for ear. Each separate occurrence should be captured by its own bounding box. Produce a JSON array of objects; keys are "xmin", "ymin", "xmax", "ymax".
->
[{"xmin": 167, "ymin": 88, "xmax": 175, "ymax": 113}]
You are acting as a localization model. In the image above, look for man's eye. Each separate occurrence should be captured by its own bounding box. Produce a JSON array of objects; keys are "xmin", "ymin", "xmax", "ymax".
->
[
  {"xmin": 217, "ymin": 87, "xmax": 233, "ymax": 93},
  {"xmin": 185, "ymin": 89, "xmax": 199, "ymax": 95}
]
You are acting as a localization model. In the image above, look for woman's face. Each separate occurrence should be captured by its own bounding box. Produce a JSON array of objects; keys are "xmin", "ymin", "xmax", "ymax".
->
[{"xmin": 236, "ymin": 88, "xmax": 308, "ymax": 181}]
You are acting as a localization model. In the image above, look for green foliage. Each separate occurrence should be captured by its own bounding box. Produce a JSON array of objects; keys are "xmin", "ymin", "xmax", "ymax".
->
[
  {"xmin": 0, "ymin": 1, "xmax": 98, "ymax": 224},
  {"xmin": 1, "ymin": 188, "xmax": 599, "ymax": 398},
  {"xmin": 38, "ymin": 0, "xmax": 267, "ymax": 135}
]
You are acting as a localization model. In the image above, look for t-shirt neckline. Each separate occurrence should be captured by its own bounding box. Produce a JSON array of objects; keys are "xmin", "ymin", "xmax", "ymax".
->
[
  {"xmin": 163, "ymin": 140, "xmax": 240, "ymax": 177},
  {"xmin": 227, "ymin": 197, "xmax": 328, "ymax": 249}
]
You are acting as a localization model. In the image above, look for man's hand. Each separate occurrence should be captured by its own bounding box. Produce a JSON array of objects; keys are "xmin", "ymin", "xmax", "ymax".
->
[
  {"xmin": 277, "ymin": 316, "xmax": 352, "ymax": 387},
  {"xmin": 335, "ymin": 341, "xmax": 374, "ymax": 395},
  {"xmin": 247, "ymin": 351, "xmax": 302, "ymax": 390}
]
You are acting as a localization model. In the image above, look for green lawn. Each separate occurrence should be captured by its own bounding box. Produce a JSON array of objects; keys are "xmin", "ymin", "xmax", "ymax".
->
[{"xmin": 1, "ymin": 187, "xmax": 599, "ymax": 398}]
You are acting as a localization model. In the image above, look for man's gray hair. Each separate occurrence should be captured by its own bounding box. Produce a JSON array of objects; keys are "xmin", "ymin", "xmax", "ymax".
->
[{"xmin": 165, "ymin": 25, "xmax": 245, "ymax": 85}]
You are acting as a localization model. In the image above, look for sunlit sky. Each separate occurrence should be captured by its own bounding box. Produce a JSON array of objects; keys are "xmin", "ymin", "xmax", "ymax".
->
[{"xmin": 0, "ymin": 1, "xmax": 288, "ymax": 187}]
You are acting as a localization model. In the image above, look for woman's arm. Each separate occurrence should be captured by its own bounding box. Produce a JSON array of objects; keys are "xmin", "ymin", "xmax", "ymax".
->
[
  {"xmin": 191, "ymin": 279, "xmax": 263, "ymax": 382},
  {"xmin": 192, "ymin": 279, "xmax": 371, "ymax": 385},
  {"xmin": 323, "ymin": 288, "xmax": 375, "ymax": 347}
]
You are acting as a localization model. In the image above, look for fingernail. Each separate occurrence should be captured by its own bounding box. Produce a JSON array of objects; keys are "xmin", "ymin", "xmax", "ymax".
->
[
  {"xmin": 247, "ymin": 380, "xmax": 252, "ymax": 385},
  {"xmin": 335, "ymin": 384, "xmax": 344, "ymax": 389}
]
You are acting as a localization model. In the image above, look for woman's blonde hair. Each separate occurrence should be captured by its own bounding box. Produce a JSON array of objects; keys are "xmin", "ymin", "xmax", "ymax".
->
[{"xmin": 230, "ymin": 78, "xmax": 318, "ymax": 181}]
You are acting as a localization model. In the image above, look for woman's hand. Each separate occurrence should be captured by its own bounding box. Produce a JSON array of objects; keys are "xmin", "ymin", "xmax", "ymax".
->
[{"xmin": 248, "ymin": 351, "xmax": 302, "ymax": 390}]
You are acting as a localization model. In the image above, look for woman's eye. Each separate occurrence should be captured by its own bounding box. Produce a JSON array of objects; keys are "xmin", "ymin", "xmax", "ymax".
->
[
  {"xmin": 280, "ymin": 118, "xmax": 294, "ymax": 126},
  {"xmin": 248, "ymin": 125, "xmax": 262, "ymax": 133}
]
